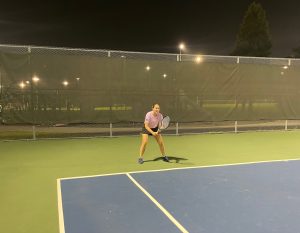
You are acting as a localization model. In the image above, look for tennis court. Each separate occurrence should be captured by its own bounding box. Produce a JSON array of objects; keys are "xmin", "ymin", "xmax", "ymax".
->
[
  {"xmin": 1, "ymin": 31, "xmax": 300, "ymax": 233},
  {"xmin": 1, "ymin": 131, "xmax": 300, "ymax": 233},
  {"xmin": 58, "ymin": 160, "xmax": 300, "ymax": 233}
]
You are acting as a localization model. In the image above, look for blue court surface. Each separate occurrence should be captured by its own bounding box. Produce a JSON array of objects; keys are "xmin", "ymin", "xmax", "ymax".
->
[{"xmin": 57, "ymin": 160, "xmax": 300, "ymax": 233}]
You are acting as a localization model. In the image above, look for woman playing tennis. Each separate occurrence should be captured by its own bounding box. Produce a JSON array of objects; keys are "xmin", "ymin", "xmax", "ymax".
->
[{"xmin": 138, "ymin": 103, "xmax": 169, "ymax": 164}]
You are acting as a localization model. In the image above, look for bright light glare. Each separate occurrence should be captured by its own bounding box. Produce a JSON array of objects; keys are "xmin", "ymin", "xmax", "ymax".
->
[
  {"xmin": 283, "ymin": 65, "xmax": 288, "ymax": 69},
  {"xmin": 163, "ymin": 74, "xmax": 167, "ymax": 78},
  {"xmin": 195, "ymin": 56, "xmax": 203, "ymax": 63},
  {"xmin": 19, "ymin": 81, "xmax": 26, "ymax": 89},
  {"xmin": 32, "ymin": 76, "xmax": 40, "ymax": 83},
  {"xmin": 146, "ymin": 66, "xmax": 150, "ymax": 71},
  {"xmin": 179, "ymin": 43, "xmax": 185, "ymax": 50},
  {"xmin": 63, "ymin": 81, "xmax": 69, "ymax": 86}
]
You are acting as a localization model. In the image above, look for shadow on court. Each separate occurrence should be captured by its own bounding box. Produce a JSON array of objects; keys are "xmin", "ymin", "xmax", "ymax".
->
[{"xmin": 144, "ymin": 156, "xmax": 191, "ymax": 164}]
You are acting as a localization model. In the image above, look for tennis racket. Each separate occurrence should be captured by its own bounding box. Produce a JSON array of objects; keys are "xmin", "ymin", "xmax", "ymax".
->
[{"xmin": 158, "ymin": 116, "xmax": 170, "ymax": 132}]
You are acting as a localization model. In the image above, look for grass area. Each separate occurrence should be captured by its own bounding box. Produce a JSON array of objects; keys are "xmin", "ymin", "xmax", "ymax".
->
[
  {"xmin": 0, "ymin": 131, "xmax": 64, "ymax": 140},
  {"xmin": 0, "ymin": 131, "xmax": 107, "ymax": 140},
  {"xmin": 0, "ymin": 131, "xmax": 34, "ymax": 140},
  {"xmin": 1, "ymin": 131, "xmax": 300, "ymax": 233},
  {"xmin": 203, "ymin": 102, "xmax": 280, "ymax": 117},
  {"xmin": 202, "ymin": 102, "xmax": 278, "ymax": 108}
]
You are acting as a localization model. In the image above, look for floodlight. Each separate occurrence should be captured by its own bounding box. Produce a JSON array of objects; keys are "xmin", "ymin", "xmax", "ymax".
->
[{"xmin": 62, "ymin": 81, "xmax": 69, "ymax": 86}]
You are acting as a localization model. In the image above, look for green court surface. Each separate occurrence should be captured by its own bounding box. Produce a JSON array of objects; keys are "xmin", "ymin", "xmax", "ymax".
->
[{"xmin": 1, "ymin": 131, "xmax": 300, "ymax": 233}]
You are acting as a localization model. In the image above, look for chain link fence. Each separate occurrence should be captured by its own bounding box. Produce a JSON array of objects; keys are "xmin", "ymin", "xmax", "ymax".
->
[{"xmin": 1, "ymin": 44, "xmax": 300, "ymax": 140}]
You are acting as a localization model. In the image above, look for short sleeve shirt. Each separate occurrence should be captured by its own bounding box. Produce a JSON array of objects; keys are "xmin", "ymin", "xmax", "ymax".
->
[{"xmin": 144, "ymin": 111, "xmax": 163, "ymax": 128}]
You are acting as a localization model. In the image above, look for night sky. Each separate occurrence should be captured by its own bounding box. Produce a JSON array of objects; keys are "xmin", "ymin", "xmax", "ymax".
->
[{"xmin": 0, "ymin": 0, "xmax": 299, "ymax": 57}]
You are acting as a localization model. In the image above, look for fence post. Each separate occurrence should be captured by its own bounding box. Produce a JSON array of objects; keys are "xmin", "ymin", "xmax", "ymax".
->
[
  {"xmin": 32, "ymin": 125, "xmax": 36, "ymax": 140},
  {"xmin": 176, "ymin": 122, "xmax": 179, "ymax": 135},
  {"xmin": 285, "ymin": 120, "xmax": 288, "ymax": 131},
  {"xmin": 109, "ymin": 123, "xmax": 113, "ymax": 137},
  {"xmin": 235, "ymin": 121, "xmax": 238, "ymax": 133}
]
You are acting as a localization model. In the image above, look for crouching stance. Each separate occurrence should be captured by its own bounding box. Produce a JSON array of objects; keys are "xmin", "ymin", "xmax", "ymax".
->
[{"xmin": 138, "ymin": 103, "xmax": 169, "ymax": 164}]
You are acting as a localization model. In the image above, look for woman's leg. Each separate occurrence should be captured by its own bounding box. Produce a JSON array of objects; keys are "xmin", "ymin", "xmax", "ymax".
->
[
  {"xmin": 154, "ymin": 134, "xmax": 166, "ymax": 156},
  {"xmin": 139, "ymin": 134, "xmax": 149, "ymax": 161}
]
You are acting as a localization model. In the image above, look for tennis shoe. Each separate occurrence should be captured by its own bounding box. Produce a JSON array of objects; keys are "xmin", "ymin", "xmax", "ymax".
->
[
  {"xmin": 163, "ymin": 156, "xmax": 169, "ymax": 162},
  {"xmin": 138, "ymin": 157, "xmax": 144, "ymax": 164}
]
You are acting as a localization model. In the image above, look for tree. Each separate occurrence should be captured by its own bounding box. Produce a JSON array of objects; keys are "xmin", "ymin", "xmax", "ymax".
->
[{"xmin": 231, "ymin": 2, "xmax": 272, "ymax": 57}]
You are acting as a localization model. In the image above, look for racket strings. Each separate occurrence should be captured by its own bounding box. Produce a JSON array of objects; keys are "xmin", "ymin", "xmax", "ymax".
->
[{"xmin": 161, "ymin": 116, "xmax": 170, "ymax": 129}]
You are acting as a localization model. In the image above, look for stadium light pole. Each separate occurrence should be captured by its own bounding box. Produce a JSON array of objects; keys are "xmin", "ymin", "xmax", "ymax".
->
[
  {"xmin": 19, "ymin": 81, "xmax": 27, "ymax": 109},
  {"xmin": 145, "ymin": 65, "xmax": 151, "ymax": 87},
  {"xmin": 75, "ymin": 78, "xmax": 81, "ymax": 112},
  {"xmin": 76, "ymin": 78, "xmax": 80, "ymax": 88},
  {"xmin": 32, "ymin": 75, "xmax": 40, "ymax": 111},
  {"xmin": 27, "ymin": 75, "xmax": 40, "ymax": 124},
  {"xmin": 62, "ymin": 81, "xmax": 69, "ymax": 110},
  {"xmin": 179, "ymin": 43, "xmax": 185, "ymax": 61}
]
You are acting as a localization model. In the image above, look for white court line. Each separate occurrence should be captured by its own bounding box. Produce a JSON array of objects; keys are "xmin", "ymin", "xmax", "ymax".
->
[
  {"xmin": 126, "ymin": 173, "xmax": 189, "ymax": 233},
  {"xmin": 58, "ymin": 158, "xmax": 300, "ymax": 181},
  {"xmin": 57, "ymin": 179, "xmax": 66, "ymax": 233}
]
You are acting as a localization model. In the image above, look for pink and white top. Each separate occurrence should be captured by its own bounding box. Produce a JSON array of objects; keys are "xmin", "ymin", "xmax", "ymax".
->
[{"xmin": 144, "ymin": 111, "xmax": 163, "ymax": 128}]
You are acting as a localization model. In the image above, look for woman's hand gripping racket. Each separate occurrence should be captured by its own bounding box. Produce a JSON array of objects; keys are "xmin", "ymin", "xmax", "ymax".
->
[{"xmin": 158, "ymin": 116, "xmax": 170, "ymax": 133}]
